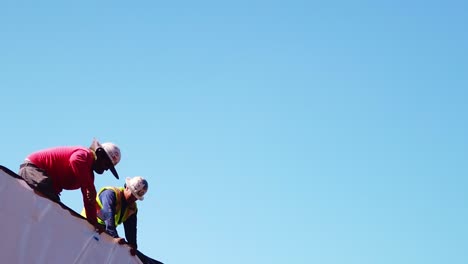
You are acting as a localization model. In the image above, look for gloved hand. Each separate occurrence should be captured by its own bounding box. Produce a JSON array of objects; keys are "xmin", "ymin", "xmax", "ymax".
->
[
  {"xmin": 94, "ymin": 224, "xmax": 106, "ymax": 234},
  {"xmin": 113, "ymin": 238, "xmax": 136, "ymax": 256},
  {"xmin": 114, "ymin": 237, "xmax": 126, "ymax": 245},
  {"xmin": 129, "ymin": 246, "xmax": 137, "ymax": 256}
]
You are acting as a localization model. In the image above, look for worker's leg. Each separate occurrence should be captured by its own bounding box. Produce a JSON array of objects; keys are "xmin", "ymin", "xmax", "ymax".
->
[{"xmin": 18, "ymin": 163, "xmax": 60, "ymax": 202}]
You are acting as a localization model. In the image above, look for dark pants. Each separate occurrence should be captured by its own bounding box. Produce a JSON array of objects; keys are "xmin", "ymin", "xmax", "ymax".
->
[{"xmin": 18, "ymin": 162, "xmax": 60, "ymax": 202}]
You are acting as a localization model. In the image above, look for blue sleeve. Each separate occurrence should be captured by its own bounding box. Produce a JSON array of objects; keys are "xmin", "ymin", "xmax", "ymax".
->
[
  {"xmin": 123, "ymin": 211, "xmax": 137, "ymax": 248},
  {"xmin": 98, "ymin": 189, "xmax": 119, "ymax": 238}
]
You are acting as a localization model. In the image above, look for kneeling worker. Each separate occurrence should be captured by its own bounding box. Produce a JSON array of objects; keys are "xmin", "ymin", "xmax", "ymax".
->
[{"xmin": 82, "ymin": 176, "xmax": 148, "ymax": 256}]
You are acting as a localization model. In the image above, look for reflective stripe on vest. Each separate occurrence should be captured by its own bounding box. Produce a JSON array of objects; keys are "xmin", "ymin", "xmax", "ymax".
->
[{"xmin": 81, "ymin": 186, "xmax": 137, "ymax": 226}]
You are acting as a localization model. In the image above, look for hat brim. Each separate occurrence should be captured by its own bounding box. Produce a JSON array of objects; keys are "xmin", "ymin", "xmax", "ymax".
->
[
  {"xmin": 94, "ymin": 139, "xmax": 119, "ymax": 180},
  {"xmin": 109, "ymin": 165, "xmax": 119, "ymax": 179}
]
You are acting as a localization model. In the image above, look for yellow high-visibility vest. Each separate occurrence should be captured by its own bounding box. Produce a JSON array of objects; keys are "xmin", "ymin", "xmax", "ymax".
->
[{"xmin": 81, "ymin": 186, "xmax": 137, "ymax": 226}]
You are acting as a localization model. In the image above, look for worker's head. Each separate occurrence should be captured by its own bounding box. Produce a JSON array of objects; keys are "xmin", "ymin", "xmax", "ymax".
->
[
  {"xmin": 90, "ymin": 139, "xmax": 121, "ymax": 179},
  {"xmin": 124, "ymin": 176, "xmax": 148, "ymax": 202}
]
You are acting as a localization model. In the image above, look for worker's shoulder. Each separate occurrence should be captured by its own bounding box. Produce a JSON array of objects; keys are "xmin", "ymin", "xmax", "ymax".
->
[
  {"xmin": 68, "ymin": 147, "xmax": 95, "ymax": 161},
  {"xmin": 100, "ymin": 187, "xmax": 119, "ymax": 198}
]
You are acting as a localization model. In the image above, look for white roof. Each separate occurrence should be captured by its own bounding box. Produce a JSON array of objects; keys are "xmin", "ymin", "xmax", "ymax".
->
[{"xmin": 0, "ymin": 166, "xmax": 142, "ymax": 264}]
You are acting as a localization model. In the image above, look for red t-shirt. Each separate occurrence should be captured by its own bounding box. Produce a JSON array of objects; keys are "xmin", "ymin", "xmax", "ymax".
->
[{"xmin": 27, "ymin": 146, "xmax": 98, "ymax": 225}]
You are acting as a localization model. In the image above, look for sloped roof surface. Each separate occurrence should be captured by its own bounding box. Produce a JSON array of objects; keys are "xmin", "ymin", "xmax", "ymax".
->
[{"xmin": 0, "ymin": 165, "xmax": 143, "ymax": 264}]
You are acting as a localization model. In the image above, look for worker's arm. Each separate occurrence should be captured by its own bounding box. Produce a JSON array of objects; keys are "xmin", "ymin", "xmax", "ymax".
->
[
  {"xmin": 70, "ymin": 151, "xmax": 98, "ymax": 227},
  {"xmin": 123, "ymin": 212, "xmax": 138, "ymax": 248},
  {"xmin": 81, "ymin": 184, "xmax": 98, "ymax": 226},
  {"xmin": 99, "ymin": 190, "xmax": 119, "ymax": 238}
]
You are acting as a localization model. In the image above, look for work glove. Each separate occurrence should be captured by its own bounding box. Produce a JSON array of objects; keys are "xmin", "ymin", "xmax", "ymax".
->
[
  {"xmin": 113, "ymin": 238, "xmax": 137, "ymax": 256},
  {"xmin": 129, "ymin": 245, "xmax": 137, "ymax": 256},
  {"xmin": 114, "ymin": 237, "xmax": 126, "ymax": 245},
  {"xmin": 94, "ymin": 224, "xmax": 105, "ymax": 234}
]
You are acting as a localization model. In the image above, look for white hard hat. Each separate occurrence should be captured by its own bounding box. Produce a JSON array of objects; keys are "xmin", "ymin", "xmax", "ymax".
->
[
  {"xmin": 90, "ymin": 139, "xmax": 122, "ymax": 179},
  {"xmin": 126, "ymin": 176, "xmax": 148, "ymax": 200},
  {"xmin": 101, "ymin": 142, "xmax": 121, "ymax": 166}
]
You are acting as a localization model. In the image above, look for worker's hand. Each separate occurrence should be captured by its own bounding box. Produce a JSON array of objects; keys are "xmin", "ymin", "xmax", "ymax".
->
[
  {"xmin": 114, "ymin": 237, "xmax": 126, "ymax": 245},
  {"xmin": 128, "ymin": 243, "xmax": 137, "ymax": 256},
  {"xmin": 113, "ymin": 238, "xmax": 136, "ymax": 256},
  {"xmin": 94, "ymin": 224, "xmax": 105, "ymax": 234}
]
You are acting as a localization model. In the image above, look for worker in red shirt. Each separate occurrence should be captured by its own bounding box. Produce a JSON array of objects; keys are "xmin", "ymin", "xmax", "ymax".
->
[{"xmin": 18, "ymin": 138, "xmax": 121, "ymax": 231}]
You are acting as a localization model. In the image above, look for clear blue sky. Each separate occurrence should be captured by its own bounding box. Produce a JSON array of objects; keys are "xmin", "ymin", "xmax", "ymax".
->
[{"xmin": 1, "ymin": 1, "xmax": 467, "ymax": 264}]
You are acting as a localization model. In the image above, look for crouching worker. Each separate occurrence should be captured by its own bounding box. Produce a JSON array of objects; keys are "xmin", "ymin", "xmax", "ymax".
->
[
  {"xmin": 82, "ymin": 176, "xmax": 148, "ymax": 256},
  {"xmin": 18, "ymin": 139, "xmax": 122, "ymax": 232}
]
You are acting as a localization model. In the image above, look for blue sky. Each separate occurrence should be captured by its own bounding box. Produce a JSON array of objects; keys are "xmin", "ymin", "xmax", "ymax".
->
[{"xmin": 1, "ymin": 1, "xmax": 467, "ymax": 264}]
